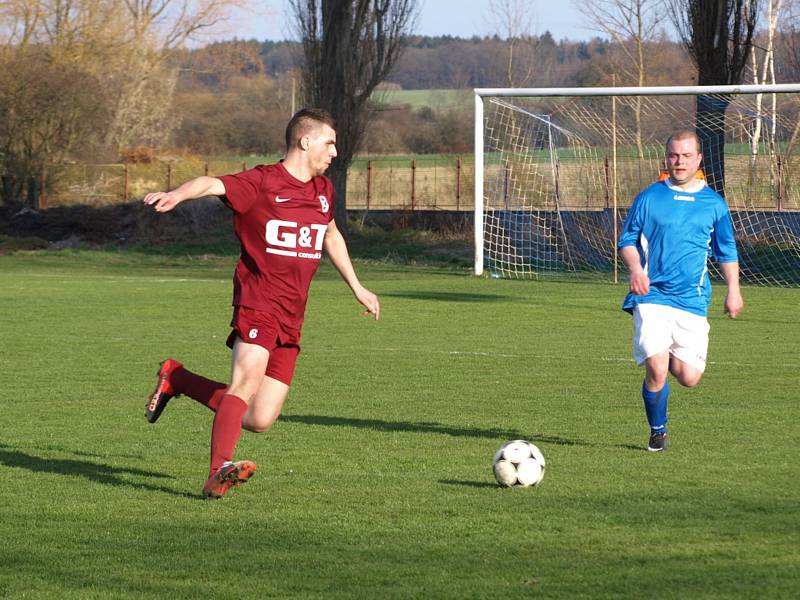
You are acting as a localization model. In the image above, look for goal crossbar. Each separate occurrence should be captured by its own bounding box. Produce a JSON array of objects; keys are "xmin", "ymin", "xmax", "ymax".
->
[{"xmin": 475, "ymin": 84, "xmax": 800, "ymax": 98}]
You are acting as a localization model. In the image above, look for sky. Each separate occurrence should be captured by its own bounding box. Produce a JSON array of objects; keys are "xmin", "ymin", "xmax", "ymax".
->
[{"xmin": 223, "ymin": 0, "xmax": 593, "ymax": 43}]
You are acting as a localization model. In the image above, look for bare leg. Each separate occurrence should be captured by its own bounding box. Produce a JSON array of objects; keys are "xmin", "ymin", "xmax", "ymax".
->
[
  {"xmin": 669, "ymin": 355, "xmax": 703, "ymax": 388},
  {"xmin": 644, "ymin": 351, "xmax": 670, "ymax": 391},
  {"xmin": 242, "ymin": 376, "xmax": 290, "ymax": 433}
]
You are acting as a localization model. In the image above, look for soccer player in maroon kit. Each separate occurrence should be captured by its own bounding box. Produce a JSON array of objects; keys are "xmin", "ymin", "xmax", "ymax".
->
[{"xmin": 142, "ymin": 108, "xmax": 380, "ymax": 499}]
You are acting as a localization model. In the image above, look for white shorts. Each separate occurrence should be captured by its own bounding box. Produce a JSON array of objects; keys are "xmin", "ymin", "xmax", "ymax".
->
[{"xmin": 632, "ymin": 303, "xmax": 710, "ymax": 372}]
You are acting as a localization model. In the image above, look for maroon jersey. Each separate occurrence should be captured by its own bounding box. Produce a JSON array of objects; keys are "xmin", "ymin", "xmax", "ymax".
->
[{"xmin": 218, "ymin": 162, "xmax": 334, "ymax": 343}]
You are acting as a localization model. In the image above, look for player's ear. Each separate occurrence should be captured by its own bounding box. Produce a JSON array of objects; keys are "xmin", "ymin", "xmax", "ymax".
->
[{"xmin": 301, "ymin": 136, "xmax": 310, "ymax": 151}]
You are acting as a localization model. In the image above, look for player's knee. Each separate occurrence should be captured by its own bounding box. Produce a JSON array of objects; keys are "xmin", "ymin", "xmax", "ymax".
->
[
  {"xmin": 244, "ymin": 423, "xmax": 269, "ymax": 433},
  {"xmin": 645, "ymin": 368, "xmax": 668, "ymax": 390},
  {"xmin": 242, "ymin": 409, "xmax": 281, "ymax": 433},
  {"xmin": 242, "ymin": 418, "xmax": 274, "ymax": 434},
  {"xmin": 677, "ymin": 372, "xmax": 703, "ymax": 388}
]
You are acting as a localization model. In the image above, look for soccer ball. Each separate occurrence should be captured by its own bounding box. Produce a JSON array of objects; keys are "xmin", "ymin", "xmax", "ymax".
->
[{"xmin": 492, "ymin": 440, "xmax": 546, "ymax": 487}]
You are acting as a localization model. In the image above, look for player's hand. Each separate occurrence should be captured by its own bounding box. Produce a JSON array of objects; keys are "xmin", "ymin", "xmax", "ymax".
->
[
  {"xmin": 629, "ymin": 270, "xmax": 650, "ymax": 296},
  {"xmin": 355, "ymin": 287, "xmax": 380, "ymax": 320},
  {"xmin": 143, "ymin": 191, "xmax": 182, "ymax": 213},
  {"xmin": 724, "ymin": 289, "xmax": 743, "ymax": 319}
]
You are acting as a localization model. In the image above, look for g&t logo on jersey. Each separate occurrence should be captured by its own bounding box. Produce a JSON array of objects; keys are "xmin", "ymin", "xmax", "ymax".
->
[
  {"xmin": 318, "ymin": 195, "xmax": 329, "ymax": 213},
  {"xmin": 265, "ymin": 219, "xmax": 327, "ymax": 260}
]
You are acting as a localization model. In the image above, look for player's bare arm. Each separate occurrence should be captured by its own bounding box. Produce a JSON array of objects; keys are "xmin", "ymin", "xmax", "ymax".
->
[
  {"xmin": 143, "ymin": 176, "xmax": 226, "ymax": 213},
  {"xmin": 720, "ymin": 261, "xmax": 743, "ymax": 319},
  {"xmin": 323, "ymin": 220, "xmax": 380, "ymax": 320},
  {"xmin": 620, "ymin": 245, "xmax": 650, "ymax": 295}
]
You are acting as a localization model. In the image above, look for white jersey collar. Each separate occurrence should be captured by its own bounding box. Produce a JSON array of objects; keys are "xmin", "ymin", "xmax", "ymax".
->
[{"xmin": 665, "ymin": 178, "xmax": 706, "ymax": 194}]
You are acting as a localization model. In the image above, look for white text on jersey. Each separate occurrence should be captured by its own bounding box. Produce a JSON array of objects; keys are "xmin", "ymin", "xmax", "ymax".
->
[{"xmin": 265, "ymin": 219, "xmax": 327, "ymax": 259}]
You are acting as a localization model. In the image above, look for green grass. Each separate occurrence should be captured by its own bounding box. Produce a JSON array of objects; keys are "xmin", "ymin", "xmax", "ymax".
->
[
  {"xmin": 373, "ymin": 88, "xmax": 473, "ymax": 110},
  {"xmin": 1, "ymin": 250, "xmax": 798, "ymax": 599}
]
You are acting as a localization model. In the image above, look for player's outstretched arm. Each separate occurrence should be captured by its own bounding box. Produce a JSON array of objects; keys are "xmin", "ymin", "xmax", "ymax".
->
[
  {"xmin": 720, "ymin": 261, "xmax": 743, "ymax": 319},
  {"xmin": 323, "ymin": 220, "xmax": 380, "ymax": 320},
  {"xmin": 143, "ymin": 176, "xmax": 226, "ymax": 213}
]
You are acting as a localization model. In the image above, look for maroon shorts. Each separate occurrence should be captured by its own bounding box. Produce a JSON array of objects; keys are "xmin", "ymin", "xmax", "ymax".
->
[{"xmin": 226, "ymin": 307, "xmax": 301, "ymax": 386}]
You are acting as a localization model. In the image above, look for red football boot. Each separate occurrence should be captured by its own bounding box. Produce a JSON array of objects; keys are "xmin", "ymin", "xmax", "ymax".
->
[
  {"xmin": 145, "ymin": 359, "xmax": 183, "ymax": 423},
  {"xmin": 202, "ymin": 460, "xmax": 257, "ymax": 499}
]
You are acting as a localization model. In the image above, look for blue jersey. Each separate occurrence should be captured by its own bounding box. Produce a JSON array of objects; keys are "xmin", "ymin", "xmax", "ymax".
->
[{"xmin": 618, "ymin": 180, "xmax": 738, "ymax": 316}]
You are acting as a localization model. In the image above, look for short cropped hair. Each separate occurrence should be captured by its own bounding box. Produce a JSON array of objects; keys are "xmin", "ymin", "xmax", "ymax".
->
[
  {"xmin": 285, "ymin": 108, "xmax": 337, "ymax": 151},
  {"xmin": 666, "ymin": 129, "xmax": 701, "ymax": 154}
]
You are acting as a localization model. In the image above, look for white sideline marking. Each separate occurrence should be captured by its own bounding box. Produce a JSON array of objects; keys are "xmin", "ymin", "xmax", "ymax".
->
[{"xmin": 320, "ymin": 347, "xmax": 790, "ymax": 369}]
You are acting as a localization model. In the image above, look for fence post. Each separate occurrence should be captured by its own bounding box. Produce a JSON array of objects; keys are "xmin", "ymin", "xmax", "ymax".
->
[
  {"xmin": 123, "ymin": 164, "xmax": 129, "ymax": 201},
  {"xmin": 503, "ymin": 159, "xmax": 510, "ymax": 210},
  {"xmin": 604, "ymin": 156, "xmax": 610, "ymax": 209},
  {"xmin": 433, "ymin": 159, "xmax": 438, "ymax": 210},
  {"xmin": 411, "ymin": 159, "xmax": 416, "ymax": 211},
  {"xmin": 40, "ymin": 165, "xmax": 47, "ymax": 210},
  {"xmin": 456, "ymin": 157, "xmax": 461, "ymax": 211},
  {"xmin": 166, "ymin": 163, "xmax": 172, "ymax": 191},
  {"xmin": 242, "ymin": 161, "xmax": 246, "ymax": 172},
  {"xmin": 367, "ymin": 160, "xmax": 372, "ymax": 211},
  {"xmin": 555, "ymin": 159, "xmax": 561, "ymax": 206},
  {"xmin": 27, "ymin": 176, "xmax": 39, "ymax": 210},
  {"xmin": 204, "ymin": 162, "xmax": 209, "ymax": 176},
  {"xmin": 777, "ymin": 155, "xmax": 784, "ymax": 211}
]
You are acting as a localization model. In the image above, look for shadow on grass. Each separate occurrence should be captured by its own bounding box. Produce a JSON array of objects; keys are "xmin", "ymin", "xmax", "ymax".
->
[
  {"xmin": 281, "ymin": 414, "xmax": 591, "ymax": 447},
  {"xmin": 281, "ymin": 414, "xmax": 523, "ymax": 439},
  {"xmin": 382, "ymin": 291, "xmax": 511, "ymax": 303},
  {"xmin": 34, "ymin": 443, "xmax": 145, "ymax": 461},
  {"xmin": 615, "ymin": 443, "xmax": 650, "ymax": 452},
  {"xmin": 0, "ymin": 444, "xmax": 199, "ymax": 499},
  {"xmin": 438, "ymin": 479, "xmax": 499, "ymax": 489}
]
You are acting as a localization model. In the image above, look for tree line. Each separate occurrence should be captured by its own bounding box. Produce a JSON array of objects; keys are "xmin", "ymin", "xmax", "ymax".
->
[{"xmin": 148, "ymin": 33, "xmax": 696, "ymax": 159}]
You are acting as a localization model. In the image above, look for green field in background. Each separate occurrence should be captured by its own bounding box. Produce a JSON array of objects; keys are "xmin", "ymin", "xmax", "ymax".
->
[{"xmin": 373, "ymin": 88, "xmax": 473, "ymax": 109}]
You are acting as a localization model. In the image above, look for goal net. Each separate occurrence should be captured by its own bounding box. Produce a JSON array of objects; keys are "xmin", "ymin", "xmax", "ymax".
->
[{"xmin": 474, "ymin": 85, "xmax": 800, "ymax": 286}]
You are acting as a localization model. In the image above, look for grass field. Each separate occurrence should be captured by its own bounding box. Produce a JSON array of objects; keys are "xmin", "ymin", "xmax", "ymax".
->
[
  {"xmin": 1, "ymin": 249, "xmax": 798, "ymax": 599},
  {"xmin": 373, "ymin": 88, "xmax": 473, "ymax": 110}
]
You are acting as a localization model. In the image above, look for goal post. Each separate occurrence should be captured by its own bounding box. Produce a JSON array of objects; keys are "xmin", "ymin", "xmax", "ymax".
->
[
  {"xmin": 474, "ymin": 91, "xmax": 485, "ymax": 276},
  {"xmin": 473, "ymin": 84, "xmax": 800, "ymax": 286}
]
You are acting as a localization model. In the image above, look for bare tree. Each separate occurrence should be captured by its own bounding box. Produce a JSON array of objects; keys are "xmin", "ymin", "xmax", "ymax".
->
[
  {"xmin": 487, "ymin": 0, "xmax": 540, "ymax": 88},
  {"xmin": 3, "ymin": 0, "xmax": 250, "ymax": 151},
  {"xmin": 0, "ymin": 0, "xmax": 43, "ymax": 46},
  {"xmin": 0, "ymin": 47, "xmax": 107, "ymax": 209},
  {"xmin": 103, "ymin": 0, "xmax": 250, "ymax": 152},
  {"xmin": 775, "ymin": 0, "xmax": 800, "ymax": 167},
  {"xmin": 779, "ymin": 0, "xmax": 800, "ymax": 76},
  {"xmin": 747, "ymin": 0, "xmax": 782, "ymax": 200},
  {"xmin": 0, "ymin": 0, "xmax": 249, "ymax": 208},
  {"xmin": 290, "ymin": 0, "xmax": 417, "ymax": 235},
  {"xmin": 671, "ymin": 0, "xmax": 759, "ymax": 193},
  {"xmin": 575, "ymin": 0, "xmax": 661, "ymax": 159},
  {"xmin": 0, "ymin": 0, "xmax": 119, "ymax": 207}
]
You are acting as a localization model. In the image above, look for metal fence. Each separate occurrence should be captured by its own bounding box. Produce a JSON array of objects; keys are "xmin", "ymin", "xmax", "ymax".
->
[
  {"xmin": 36, "ymin": 156, "xmax": 476, "ymax": 211},
  {"xmin": 26, "ymin": 153, "xmax": 799, "ymax": 212}
]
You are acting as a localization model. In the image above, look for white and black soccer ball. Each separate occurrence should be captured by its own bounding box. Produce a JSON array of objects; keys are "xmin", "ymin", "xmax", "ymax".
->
[{"xmin": 492, "ymin": 440, "xmax": 546, "ymax": 488}]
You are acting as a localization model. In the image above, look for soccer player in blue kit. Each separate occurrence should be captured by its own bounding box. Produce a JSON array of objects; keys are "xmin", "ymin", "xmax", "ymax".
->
[{"xmin": 618, "ymin": 129, "xmax": 744, "ymax": 452}]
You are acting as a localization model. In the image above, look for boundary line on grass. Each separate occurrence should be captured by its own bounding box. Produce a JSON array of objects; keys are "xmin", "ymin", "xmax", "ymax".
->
[{"xmin": 316, "ymin": 347, "xmax": 792, "ymax": 369}]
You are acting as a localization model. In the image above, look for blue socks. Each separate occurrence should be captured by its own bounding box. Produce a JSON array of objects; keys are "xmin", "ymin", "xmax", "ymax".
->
[{"xmin": 642, "ymin": 380, "xmax": 669, "ymax": 433}]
